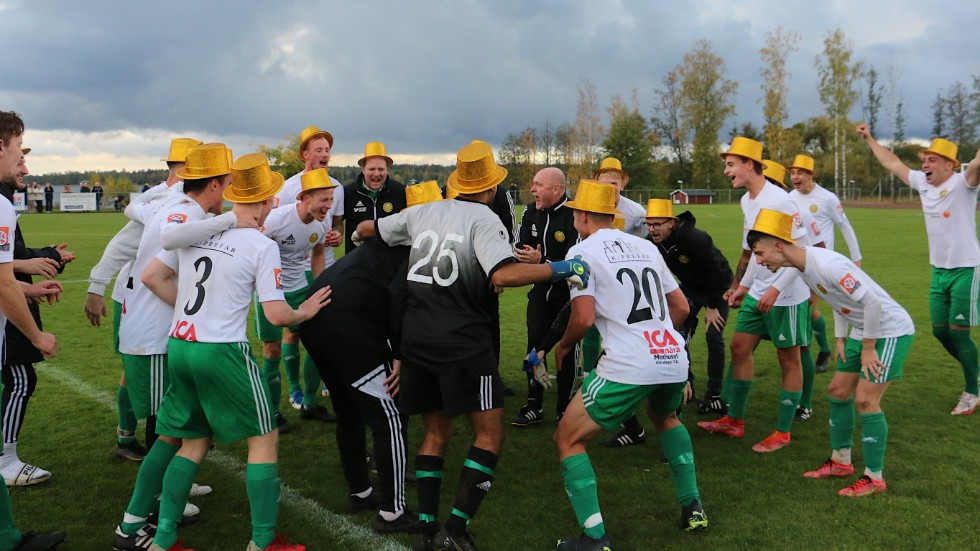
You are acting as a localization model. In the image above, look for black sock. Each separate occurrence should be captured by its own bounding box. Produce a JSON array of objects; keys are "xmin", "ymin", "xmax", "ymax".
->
[
  {"xmin": 415, "ymin": 454, "xmax": 444, "ymax": 532},
  {"xmin": 445, "ymin": 447, "xmax": 498, "ymax": 536},
  {"xmin": 622, "ymin": 415, "xmax": 643, "ymax": 435}
]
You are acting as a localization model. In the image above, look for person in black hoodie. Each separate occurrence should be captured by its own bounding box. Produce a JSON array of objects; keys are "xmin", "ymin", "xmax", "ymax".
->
[
  {"xmin": 342, "ymin": 142, "xmax": 406, "ymax": 252},
  {"xmin": 0, "ymin": 151, "xmax": 73, "ymax": 487}
]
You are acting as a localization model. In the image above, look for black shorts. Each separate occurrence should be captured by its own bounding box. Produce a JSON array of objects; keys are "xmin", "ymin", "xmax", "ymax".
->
[{"xmin": 399, "ymin": 354, "xmax": 503, "ymax": 417}]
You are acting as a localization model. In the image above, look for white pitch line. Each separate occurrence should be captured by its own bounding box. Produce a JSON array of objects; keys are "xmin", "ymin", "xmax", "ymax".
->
[{"xmin": 35, "ymin": 362, "xmax": 410, "ymax": 551}]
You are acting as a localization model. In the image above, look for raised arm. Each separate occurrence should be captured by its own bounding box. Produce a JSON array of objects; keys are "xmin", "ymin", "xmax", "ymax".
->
[
  {"xmin": 965, "ymin": 147, "xmax": 980, "ymax": 188},
  {"xmin": 856, "ymin": 123, "xmax": 911, "ymax": 186}
]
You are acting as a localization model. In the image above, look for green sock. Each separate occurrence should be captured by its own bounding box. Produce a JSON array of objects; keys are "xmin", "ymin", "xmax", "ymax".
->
[
  {"xmin": 812, "ymin": 313, "xmax": 831, "ymax": 354},
  {"xmin": 302, "ymin": 354, "xmax": 320, "ymax": 408},
  {"xmin": 246, "ymin": 463, "xmax": 281, "ymax": 549},
  {"xmin": 775, "ymin": 389, "xmax": 802, "ymax": 433},
  {"xmin": 281, "ymin": 343, "xmax": 301, "ymax": 394},
  {"xmin": 949, "ymin": 328, "xmax": 980, "ymax": 394},
  {"xmin": 582, "ymin": 326, "xmax": 601, "ymax": 373},
  {"xmin": 659, "ymin": 425, "xmax": 700, "ymax": 506},
  {"xmin": 154, "ymin": 456, "xmax": 199, "ymax": 550},
  {"xmin": 800, "ymin": 347, "xmax": 815, "ymax": 410},
  {"xmin": 561, "ymin": 454, "xmax": 605, "ymax": 540},
  {"xmin": 117, "ymin": 385, "xmax": 137, "ymax": 444},
  {"xmin": 719, "ymin": 362, "xmax": 734, "ymax": 404},
  {"xmin": 262, "ymin": 357, "xmax": 282, "ymax": 415},
  {"xmin": 728, "ymin": 379, "xmax": 754, "ymax": 420},
  {"xmin": 860, "ymin": 412, "xmax": 888, "ymax": 473},
  {"xmin": 828, "ymin": 397, "xmax": 855, "ymax": 451},
  {"xmin": 0, "ymin": 483, "xmax": 21, "ymax": 550},
  {"xmin": 122, "ymin": 439, "xmax": 179, "ymax": 535}
]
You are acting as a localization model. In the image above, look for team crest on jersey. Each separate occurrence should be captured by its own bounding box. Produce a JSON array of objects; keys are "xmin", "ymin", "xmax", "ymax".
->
[
  {"xmin": 382, "ymin": 202, "xmax": 394, "ymax": 213},
  {"xmin": 940, "ymin": 190, "xmax": 949, "ymax": 199},
  {"xmin": 274, "ymin": 268, "xmax": 283, "ymax": 289},
  {"xmin": 816, "ymin": 284, "xmax": 828, "ymax": 294},
  {"xmin": 554, "ymin": 230, "xmax": 565, "ymax": 243},
  {"xmin": 309, "ymin": 233, "xmax": 319, "ymax": 244},
  {"xmin": 839, "ymin": 273, "xmax": 860, "ymax": 294},
  {"xmin": 282, "ymin": 234, "xmax": 296, "ymax": 246},
  {"xmin": 0, "ymin": 226, "xmax": 8, "ymax": 251},
  {"xmin": 678, "ymin": 255, "xmax": 689, "ymax": 264},
  {"xmin": 809, "ymin": 204, "xmax": 818, "ymax": 213},
  {"xmin": 167, "ymin": 213, "xmax": 187, "ymax": 224},
  {"xmin": 170, "ymin": 320, "xmax": 198, "ymax": 342}
]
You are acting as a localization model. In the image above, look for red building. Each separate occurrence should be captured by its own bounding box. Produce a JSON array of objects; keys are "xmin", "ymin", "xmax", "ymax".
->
[{"xmin": 670, "ymin": 188, "xmax": 715, "ymax": 205}]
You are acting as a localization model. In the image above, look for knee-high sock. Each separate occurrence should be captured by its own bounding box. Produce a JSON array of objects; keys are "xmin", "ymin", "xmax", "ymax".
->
[
  {"xmin": 415, "ymin": 455, "xmax": 444, "ymax": 532},
  {"xmin": 829, "ymin": 397, "xmax": 855, "ymax": 452},
  {"xmin": 121, "ymin": 439, "xmax": 179, "ymax": 535},
  {"xmin": 812, "ymin": 313, "xmax": 831, "ymax": 354},
  {"xmin": 117, "ymin": 384, "xmax": 137, "ymax": 444},
  {"xmin": 302, "ymin": 354, "xmax": 320, "ymax": 408},
  {"xmin": 948, "ymin": 328, "xmax": 980, "ymax": 394},
  {"xmin": 800, "ymin": 347, "xmax": 815, "ymax": 410},
  {"xmin": 860, "ymin": 412, "xmax": 888, "ymax": 474},
  {"xmin": 262, "ymin": 356, "xmax": 282, "ymax": 415},
  {"xmin": 445, "ymin": 447, "xmax": 498, "ymax": 536},
  {"xmin": 560, "ymin": 453, "xmax": 605, "ymax": 540},
  {"xmin": 719, "ymin": 362, "xmax": 734, "ymax": 404},
  {"xmin": 660, "ymin": 425, "xmax": 700, "ymax": 506},
  {"xmin": 247, "ymin": 463, "xmax": 280, "ymax": 549},
  {"xmin": 0, "ymin": 483, "xmax": 21, "ymax": 550},
  {"xmin": 281, "ymin": 343, "xmax": 301, "ymax": 394},
  {"xmin": 153, "ymin": 456, "xmax": 198, "ymax": 550},
  {"xmin": 775, "ymin": 389, "xmax": 802, "ymax": 433},
  {"xmin": 728, "ymin": 379, "xmax": 754, "ymax": 420}
]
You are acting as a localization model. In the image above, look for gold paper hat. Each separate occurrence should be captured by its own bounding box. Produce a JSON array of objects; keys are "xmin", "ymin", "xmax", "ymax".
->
[
  {"xmin": 175, "ymin": 143, "xmax": 232, "ymax": 180},
  {"xmin": 299, "ymin": 125, "xmax": 334, "ymax": 151},
  {"xmin": 162, "ymin": 138, "xmax": 203, "ymax": 163},
  {"xmin": 762, "ymin": 160, "xmax": 789, "ymax": 190},
  {"xmin": 406, "ymin": 180, "xmax": 443, "ymax": 208},
  {"xmin": 789, "ymin": 154, "xmax": 815, "ymax": 174},
  {"xmin": 566, "ymin": 179, "xmax": 621, "ymax": 216},
  {"xmin": 593, "ymin": 157, "xmax": 630, "ymax": 186},
  {"xmin": 919, "ymin": 138, "xmax": 958, "ymax": 163},
  {"xmin": 358, "ymin": 142, "xmax": 393, "ymax": 167},
  {"xmin": 296, "ymin": 167, "xmax": 337, "ymax": 200},
  {"xmin": 721, "ymin": 137, "xmax": 764, "ymax": 164},
  {"xmin": 445, "ymin": 182, "xmax": 459, "ymax": 200},
  {"xmin": 446, "ymin": 142, "xmax": 508, "ymax": 194},
  {"xmin": 750, "ymin": 208, "xmax": 795, "ymax": 243},
  {"xmin": 224, "ymin": 153, "xmax": 284, "ymax": 203},
  {"xmin": 613, "ymin": 213, "xmax": 626, "ymax": 231},
  {"xmin": 645, "ymin": 198, "xmax": 676, "ymax": 219}
]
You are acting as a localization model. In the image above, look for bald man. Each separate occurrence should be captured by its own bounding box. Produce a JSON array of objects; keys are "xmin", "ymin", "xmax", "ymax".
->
[{"xmin": 512, "ymin": 167, "xmax": 581, "ymax": 427}]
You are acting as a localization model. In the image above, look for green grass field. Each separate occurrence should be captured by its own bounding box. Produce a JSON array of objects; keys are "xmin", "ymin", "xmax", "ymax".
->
[{"xmin": 8, "ymin": 204, "xmax": 979, "ymax": 551}]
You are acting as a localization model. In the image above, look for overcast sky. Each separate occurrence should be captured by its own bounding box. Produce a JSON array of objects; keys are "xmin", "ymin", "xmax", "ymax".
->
[{"xmin": 2, "ymin": 0, "xmax": 978, "ymax": 175}]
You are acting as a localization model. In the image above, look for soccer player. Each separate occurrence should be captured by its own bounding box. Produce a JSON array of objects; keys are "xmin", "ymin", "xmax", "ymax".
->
[
  {"xmin": 747, "ymin": 208, "xmax": 914, "ymax": 497},
  {"xmin": 698, "ymin": 137, "xmax": 810, "ymax": 453},
  {"xmin": 356, "ymin": 141, "xmax": 590, "ymax": 551},
  {"xmin": 142, "ymin": 153, "xmax": 331, "ymax": 551},
  {"xmin": 258, "ymin": 168, "xmax": 338, "ymax": 429},
  {"xmin": 789, "ymin": 154, "xmax": 862, "ymax": 373},
  {"xmin": 857, "ymin": 124, "xmax": 980, "ymax": 414},
  {"xmin": 85, "ymin": 137, "xmax": 202, "ymax": 462},
  {"xmin": 512, "ymin": 167, "xmax": 579, "ymax": 427},
  {"xmin": 0, "ymin": 110, "xmax": 66, "ymax": 551},
  {"xmin": 269, "ymin": 125, "xmax": 343, "ymax": 416},
  {"xmin": 553, "ymin": 180, "xmax": 705, "ymax": 550}
]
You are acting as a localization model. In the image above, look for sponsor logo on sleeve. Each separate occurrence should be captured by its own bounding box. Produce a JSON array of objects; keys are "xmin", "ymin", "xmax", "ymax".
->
[
  {"xmin": 273, "ymin": 197, "xmax": 280, "ymax": 208},
  {"xmin": 839, "ymin": 273, "xmax": 860, "ymax": 294},
  {"xmin": 274, "ymin": 268, "xmax": 283, "ymax": 289},
  {"xmin": 0, "ymin": 226, "xmax": 8, "ymax": 251},
  {"xmin": 167, "ymin": 213, "xmax": 188, "ymax": 224}
]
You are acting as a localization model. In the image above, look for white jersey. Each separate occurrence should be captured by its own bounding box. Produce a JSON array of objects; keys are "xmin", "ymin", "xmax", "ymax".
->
[
  {"xmin": 261, "ymin": 204, "xmax": 328, "ymax": 292},
  {"xmin": 802, "ymin": 247, "xmax": 914, "ymax": 340},
  {"xmin": 616, "ymin": 195, "xmax": 648, "ymax": 237},
  {"xmin": 909, "ymin": 170, "xmax": 980, "ymax": 268},
  {"xmin": 789, "ymin": 184, "xmax": 862, "ymax": 261},
  {"xmin": 274, "ymin": 171, "xmax": 344, "ymax": 212},
  {"xmin": 568, "ymin": 228, "xmax": 688, "ymax": 385},
  {"xmin": 159, "ymin": 227, "xmax": 284, "ymax": 344},
  {"xmin": 741, "ymin": 182, "xmax": 810, "ymax": 304},
  {"xmin": 118, "ymin": 192, "xmax": 205, "ymax": 355},
  {"xmin": 0, "ymin": 198, "xmax": 16, "ymax": 345}
]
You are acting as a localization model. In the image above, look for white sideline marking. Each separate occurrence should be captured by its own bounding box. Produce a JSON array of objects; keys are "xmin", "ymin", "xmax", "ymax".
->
[{"xmin": 35, "ymin": 362, "xmax": 410, "ymax": 551}]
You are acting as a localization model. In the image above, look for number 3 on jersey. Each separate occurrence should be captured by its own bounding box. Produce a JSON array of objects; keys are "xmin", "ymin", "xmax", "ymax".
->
[
  {"xmin": 183, "ymin": 256, "xmax": 213, "ymax": 315},
  {"xmin": 407, "ymin": 230, "xmax": 463, "ymax": 286}
]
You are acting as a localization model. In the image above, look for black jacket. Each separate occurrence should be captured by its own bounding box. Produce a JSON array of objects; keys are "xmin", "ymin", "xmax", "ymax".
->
[
  {"xmin": 0, "ymin": 184, "xmax": 63, "ymax": 364},
  {"xmin": 343, "ymin": 176, "xmax": 407, "ymax": 252},
  {"xmin": 648, "ymin": 211, "xmax": 732, "ymax": 310},
  {"xmin": 516, "ymin": 194, "xmax": 578, "ymax": 303}
]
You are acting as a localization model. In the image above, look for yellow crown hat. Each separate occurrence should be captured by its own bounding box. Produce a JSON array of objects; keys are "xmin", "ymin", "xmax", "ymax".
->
[
  {"xmin": 645, "ymin": 198, "xmax": 676, "ymax": 219},
  {"xmin": 447, "ymin": 142, "xmax": 508, "ymax": 194},
  {"xmin": 406, "ymin": 180, "xmax": 443, "ymax": 208},
  {"xmin": 721, "ymin": 137, "xmax": 764, "ymax": 164},
  {"xmin": 162, "ymin": 138, "xmax": 203, "ymax": 163},
  {"xmin": 613, "ymin": 213, "xmax": 626, "ymax": 231},
  {"xmin": 296, "ymin": 167, "xmax": 337, "ymax": 200},
  {"xmin": 762, "ymin": 160, "xmax": 789, "ymax": 190},
  {"xmin": 750, "ymin": 208, "xmax": 795, "ymax": 243},
  {"xmin": 175, "ymin": 143, "xmax": 232, "ymax": 180},
  {"xmin": 593, "ymin": 157, "xmax": 630, "ymax": 186},
  {"xmin": 358, "ymin": 142, "xmax": 393, "ymax": 167},
  {"xmin": 224, "ymin": 153, "xmax": 284, "ymax": 204},
  {"xmin": 566, "ymin": 179, "xmax": 621, "ymax": 216},
  {"xmin": 299, "ymin": 125, "xmax": 334, "ymax": 151},
  {"xmin": 789, "ymin": 154, "xmax": 815, "ymax": 174},
  {"xmin": 919, "ymin": 138, "xmax": 958, "ymax": 164}
]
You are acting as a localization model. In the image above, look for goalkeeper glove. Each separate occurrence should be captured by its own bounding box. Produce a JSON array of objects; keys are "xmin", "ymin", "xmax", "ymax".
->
[{"xmin": 550, "ymin": 255, "xmax": 590, "ymax": 290}]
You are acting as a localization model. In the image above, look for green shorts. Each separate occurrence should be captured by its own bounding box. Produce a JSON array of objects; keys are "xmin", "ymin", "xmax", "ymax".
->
[
  {"xmin": 113, "ymin": 300, "xmax": 122, "ymax": 355},
  {"xmin": 156, "ymin": 338, "xmax": 275, "ymax": 444},
  {"xmin": 120, "ymin": 353, "xmax": 168, "ymax": 420},
  {"xmin": 929, "ymin": 266, "xmax": 980, "ymax": 327},
  {"xmin": 580, "ymin": 370, "xmax": 685, "ymax": 431},
  {"xmin": 255, "ymin": 282, "xmax": 311, "ymax": 341},
  {"xmin": 734, "ymin": 295, "xmax": 811, "ymax": 348},
  {"xmin": 836, "ymin": 334, "xmax": 914, "ymax": 383}
]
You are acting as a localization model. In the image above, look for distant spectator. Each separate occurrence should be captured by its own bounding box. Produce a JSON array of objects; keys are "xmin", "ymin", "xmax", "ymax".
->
[
  {"xmin": 92, "ymin": 182, "xmax": 103, "ymax": 211},
  {"xmin": 79, "ymin": 183, "xmax": 90, "ymax": 193},
  {"xmin": 27, "ymin": 183, "xmax": 42, "ymax": 213},
  {"xmin": 141, "ymin": 183, "xmax": 150, "ymax": 192},
  {"xmin": 61, "ymin": 183, "xmax": 71, "ymax": 193},
  {"xmin": 43, "ymin": 183, "xmax": 53, "ymax": 212},
  {"xmin": 113, "ymin": 194, "xmax": 124, "ymax": 212}
]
